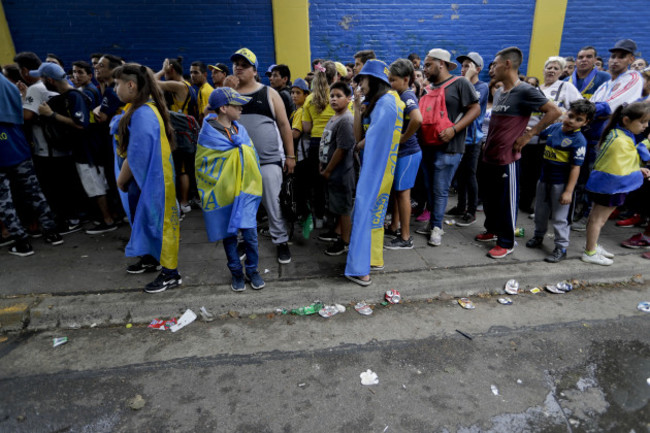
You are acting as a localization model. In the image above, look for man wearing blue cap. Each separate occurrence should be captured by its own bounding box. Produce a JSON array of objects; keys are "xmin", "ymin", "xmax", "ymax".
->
[
  {"xmin": 31, "ymin": 61, "xmax": 117, "ymax": 236},
  {"xmin": 14, "ymin": 52, "xmax": 83, "ymax": 235},
  {"xmin": 231, "ymin": 48, "xmax": 295, "ymax": 264}
]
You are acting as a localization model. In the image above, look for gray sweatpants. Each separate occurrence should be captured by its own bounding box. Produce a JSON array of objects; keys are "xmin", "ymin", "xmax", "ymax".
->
[
  {"xmin": 533, "ymin": 181, "xmax": 572, "ymax": 249},
  {"xmin": 260, "ymin": 163, "xmax": 288, "ymax": 244}
]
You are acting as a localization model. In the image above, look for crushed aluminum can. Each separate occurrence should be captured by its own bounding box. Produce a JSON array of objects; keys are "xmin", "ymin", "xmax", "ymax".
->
[
  {"xmin": 497, "ymin": 297, "xmax": 513, "ymax": 305},
  {"xmin": 334, "ymin": 304, "xmax": 346, "ymax": 313},
  {"xmin": 515, "ymin": 227, "xmax": 525, "ymax": 237},
  {"xmin": 529, "ymin": 287, "xmax": 542, "ymax": 294},
  {"xmin": 318, "ymin": 305, "xmax": 339, "ymax": 318},
  {"xmin": 505, "ymin": 279, "xmax": 519, "ymax": 295},
  {"xmin": 385, "ymin": 290, "xmax": 401, "ymax": 304},
  {"xmin": 546, "ymin": 282, "xmax": 573, "ymax": 294},
  {"xmin": 637, "ymin": 301, "xmax": 650, "ymax": 313},
  {"xmin": 355, "ymin": 302, "xmax": 373, "ymax": 316},
  {"xmin": 458, "ymin": 298, "xmax": 475, "ymax": 310}
]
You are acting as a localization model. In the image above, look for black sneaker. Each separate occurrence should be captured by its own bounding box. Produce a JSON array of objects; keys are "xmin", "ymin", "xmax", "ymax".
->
[
  {"xmin": 59, "ymin": 222, "xmax": 82, "ymax": 235},
  {"xmin": 277, "ymin": 242, "xmax": 292, "ymax": 264},
  {"xmin": 8, "ymin": 239, "xmax": 34, "ymax": 257},
  {"xmin": 144, "ymin": 271, "xmax": 182, "ymax": 293},
  {"xmin": 525, "ymin": 236, "xmax": 544, "ymax": 248},
  {"xmin": 456, "ymin": 213, "xmax": 476, "ymax": 227},
  {"xmin": 317, "ymin": 230, "xmax": 339, "ymax": 242},
  {"xmin": 384, "ymin": 226, "xmax": 401, "ymax": 239},
  {"xmin": 85, "ymin": 222, "xmax": 118, "ymax": 235},
  {"xmin": 127, "ymin": 258, "xmax": 162, "ymax": 274},
  {"xmin": 231, "ymin": 274, "xmax": 246, "ymax": 292},
  {"xmin": 43, "ymin": 232, "xmax": 64, "ymax": 246},
  {"xmin": 246, "ymin": 271, "xmax": 266, "ymax": 290},
  {"xmin": 325, "ymin": 238, "xmax": 349, "ymax": 256},
  {"xmin": 415, "ymin": 222, "xmax": 432, "ymax": 235},
  {"xmin": 0, "ymin": 235, "xmax": 15, "ymax": 247},
  {"xmin": 544, "ymin": 247, "xmax": 567, "ymax": 263},
  {"xmin": 385, "ymin": 236, "xmax": 414, "ymax": 250},
  {"xmin": 445, "ymin": 206, "xmax": 465, "ymax": 217}
]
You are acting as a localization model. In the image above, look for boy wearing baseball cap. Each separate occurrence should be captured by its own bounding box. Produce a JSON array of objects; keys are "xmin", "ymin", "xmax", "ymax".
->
[{"xmin": 196, "ymin": 87, "xmax": 265, "ymax": 292}]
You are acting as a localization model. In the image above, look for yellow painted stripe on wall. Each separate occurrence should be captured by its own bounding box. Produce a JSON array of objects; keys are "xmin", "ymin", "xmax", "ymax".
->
[
  {"xmin": 271, "ymin": 0, "xmax": 311, "ymax": 81},
  {"xmin": 526, "ymin": 0, "xmax": 569, "ymax": 78},
  {"xmin": 0, "ymin": 1, "xmax": 16, "ymax": 64}
]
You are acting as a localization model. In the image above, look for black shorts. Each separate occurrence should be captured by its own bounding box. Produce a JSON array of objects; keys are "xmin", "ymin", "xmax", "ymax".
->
[
  {"xmin": 589, "ymin": 191, "xmax": 627, "ymax": 207},
  {"xmin": 172, "ymin": 149, "xmax": 195, "ymax": 176}
]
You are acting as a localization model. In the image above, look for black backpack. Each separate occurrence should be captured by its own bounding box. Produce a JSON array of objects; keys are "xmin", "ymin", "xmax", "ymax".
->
[
  {"xmin": 169, "ymin": 111, "xmax": 200, "ymax": 153},
  {"xmin": 41, "ymin": 89, "xmax": 92, "ymax": 153}
]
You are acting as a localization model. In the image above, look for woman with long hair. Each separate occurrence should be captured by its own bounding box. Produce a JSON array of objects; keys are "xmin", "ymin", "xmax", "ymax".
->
[
  {"xmin": 345, "ymin": 60, "xmax": 404, "ymax": 286},
  {"xmin": 111, "ymin": 63, "xmax": 182, "ymax": 293},
  {"xmin": 302, "ymin": 60, "xmax": 338, "ymax": 229},
  {"xmin": 582, "ymin": 102, "xmax": 650, "ymax": 265}
]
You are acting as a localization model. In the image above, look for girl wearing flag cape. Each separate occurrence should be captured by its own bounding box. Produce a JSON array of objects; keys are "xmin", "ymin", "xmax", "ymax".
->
[
  {"xmin": 345, "ymin": 60, "xmax": 404, "ymax": 286},
  {"xmin": 110, "ymin": 64, "xmax": 182, "ymax": 293},
  {"xmin": 195, "ymin": 88, "xmax": 265, "ymax": 292}
]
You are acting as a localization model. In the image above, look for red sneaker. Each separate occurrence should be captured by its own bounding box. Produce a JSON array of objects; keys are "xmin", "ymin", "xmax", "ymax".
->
[
  {"xmin": 608, "ymin": 208, "xmax": 621, "ymax": 220},
  {"xmin": 621, "ymin": 233, "xmax": 650, "ymax": 249},
  {"xmin": 475, "ymin": 231, "xmax": 497, "ymax": 242},
  {"xmin": 488, "ymin": 245, "xmax": 514, "ymax": 259},
  {"xmin": 642, "ymin": 252, "xmax": 650, "ymax": 260},
  {"xmin": 616, "ymin": 214, "xmax": 642, "ymax": 227}
]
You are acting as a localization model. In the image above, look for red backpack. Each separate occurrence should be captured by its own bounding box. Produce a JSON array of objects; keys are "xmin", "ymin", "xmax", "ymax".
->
[{"xmin": 418, "ymin": 76, "xmax": 459, "ymax": 146}]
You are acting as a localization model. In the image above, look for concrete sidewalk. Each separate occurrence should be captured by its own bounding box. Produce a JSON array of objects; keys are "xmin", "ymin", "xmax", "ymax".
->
[{"xmin": 1, "ymin": 204, "xmax": 648, "ymax": 331}]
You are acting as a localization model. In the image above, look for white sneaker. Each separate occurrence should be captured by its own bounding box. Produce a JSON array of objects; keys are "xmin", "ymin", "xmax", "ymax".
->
[
  {"xmin": 180, "ymin": 203, "xmax": 192, "ymax": 213},
  {"xmin": 596, "ymin": 244, "xmax": 615, "ymax": 259},
  {"xmin": 428, "ymin": 226, "xmax": 444, "ymax": 246},
  {"xmin": 581, "ymin": 251, "xmax": 613, "ymax": 266}
]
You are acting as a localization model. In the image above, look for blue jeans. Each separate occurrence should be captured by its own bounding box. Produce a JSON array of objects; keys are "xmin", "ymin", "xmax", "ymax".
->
[
  {"xmin": 422, "ymin": 148, "xmax": 463, "ymax": 228},
  {"xmin": 222, "ymin": 227, "xmax": 259, "ymax": 277}
]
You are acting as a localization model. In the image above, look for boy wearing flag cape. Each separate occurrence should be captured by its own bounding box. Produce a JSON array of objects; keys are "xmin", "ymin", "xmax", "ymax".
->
[
  {"xmin": 345, "ymin": 60, "xmax": 404, "ymax": 286},
  {"xmin": 196, "ymin": 88, "xmax": 265, "ymax": 291}
]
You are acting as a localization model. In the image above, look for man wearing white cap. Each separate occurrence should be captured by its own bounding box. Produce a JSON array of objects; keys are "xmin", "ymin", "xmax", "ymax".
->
[{"xmin": 416, "ymin": 48, "xmax": 480, "ymax": 247}]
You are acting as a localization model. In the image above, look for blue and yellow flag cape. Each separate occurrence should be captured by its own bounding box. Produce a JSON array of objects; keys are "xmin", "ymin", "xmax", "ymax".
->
[
  {"xmin": 195, "ymin": 115, "xmax": 262, "ymax": 242},
  {"xmin": 110, "ymin": 103, "xmax": 180, "ymax": 269},
  {"xmin": 345, "ymin": 91, "xmax": 404, "ymax": 276},
  {"xmin": 586, "ymin": 128, "xmax": 650, "ymax": 194}
]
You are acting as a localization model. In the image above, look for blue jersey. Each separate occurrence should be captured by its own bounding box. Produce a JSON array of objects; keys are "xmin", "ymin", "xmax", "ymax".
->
[
  {"xmin": 539, "ymin": 123, "xmax": 586, "ymax": 184},
  {"xmin": 398, "ymin": 89, "xmax": 421, "ymax": 158}
]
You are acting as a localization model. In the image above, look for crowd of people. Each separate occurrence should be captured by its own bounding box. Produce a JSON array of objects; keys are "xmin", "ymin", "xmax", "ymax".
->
[{"xmin": 1, "ymin": 38, "xmax": 649, "ymax": 293}]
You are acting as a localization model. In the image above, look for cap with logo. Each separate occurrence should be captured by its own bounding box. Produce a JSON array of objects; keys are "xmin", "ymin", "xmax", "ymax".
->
[
  {"xmin": 427, "ymin": 48, "xmax": 458, "ymax": 71},
  {"xmin": 230, "ymin": 48, "xmax": 259, "ymax": 70},
  {"xmin": 456, "ymin": 52, "xmax": 484, "ymax": 69},
  {"xmin": 208, "ymin": 87, "xmax": 252, "ymax": 110},
  {"xmin": 209, "ymin": 63, "xmax": 230, "ymax": 75},
  {"xmin": 29, "ymin": 62, "xmax": 66, "ymax": 80},
  {"xmin": 353, "ymin": 59, "xmax": 390, "ymax": 84},
  {"xmin": 334, "ymin": 62, "xmax": 348, "ymax": 77}
]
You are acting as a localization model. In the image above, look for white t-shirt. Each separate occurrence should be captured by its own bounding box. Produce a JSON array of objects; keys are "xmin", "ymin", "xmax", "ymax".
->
[
  {"xmin": 23, "ymin": 81, "xmax": 61, "ymax": 157},
  {"xmin": 527, "ymin": 80, "xmax": 583, "ymax": 135},
  {"xmin": 591, "ymin": 69, "xmax": 643, "ymax": 112}
]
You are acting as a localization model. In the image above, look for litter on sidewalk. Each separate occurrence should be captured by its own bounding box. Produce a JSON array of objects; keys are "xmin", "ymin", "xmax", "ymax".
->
[
  {"xmin": 147, "ymin": 318, "xmax": 177, "ymax": 330},
  {"xmin": 52, "ymin": 337, "xmax": 68, "ymax": 347},
  {"xmin": 355, "ymin": 302, "xmax": 373, "ymax": 316},
  {"xmin": 199, "ymin": 306, "xmax": 215, "ymax": 322},
  {"xmin": 458, "ymin": 298, "xmax": 475, "ymax": 310},
  {"xmin": 637, "ymin": 302, "xmax": 650, "ymax": 313},
  {"xmin": 360, "ymin": 369, "xmax": 379, "ymax": 385},
  {"xmin": 497, "ymin": 297, "xmax": 513, "ymax": 305},
  {"xmin": 170, "ymin": 309, "xmax": 197, "ymax": 332},
  {"xmin": 545, "ymin": 282, "xmax": 573, "ymax": 294},
  {"xmin": 505, "ymin": 279, "xmax": 519, "ymax": 295}
]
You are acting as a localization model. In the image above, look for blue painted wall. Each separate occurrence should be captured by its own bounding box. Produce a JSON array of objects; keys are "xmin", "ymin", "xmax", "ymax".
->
[
  {"xmin": 309, "ymin": 0, "xmax": 537, "ymax": 81},
  {"xmin": 3, "ymin": 0, "xmax": 276, "ymax": 78},
  {"xmin": 559, "ymin": 0, "xmax": 649, "ymax": 75}
]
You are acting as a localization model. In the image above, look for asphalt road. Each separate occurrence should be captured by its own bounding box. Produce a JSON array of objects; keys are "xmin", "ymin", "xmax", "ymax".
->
[{"xmin": 1, "ymin": 280, "xmax": 649, "ymax": 432}]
